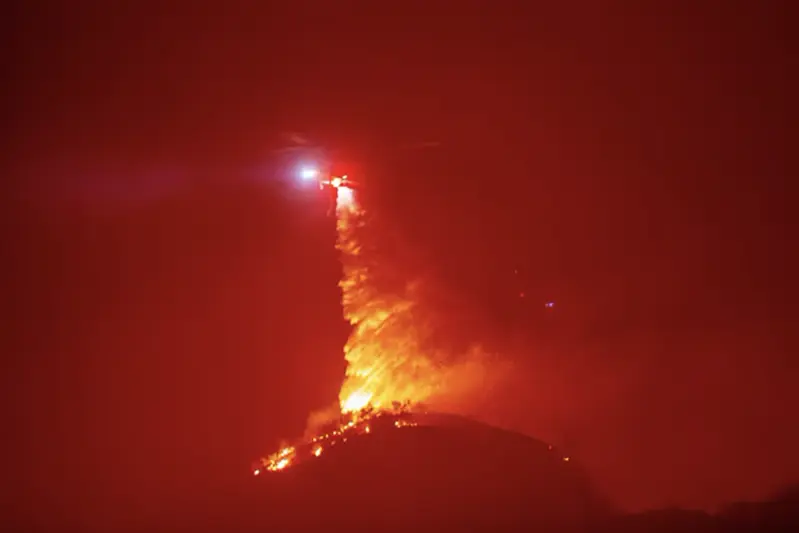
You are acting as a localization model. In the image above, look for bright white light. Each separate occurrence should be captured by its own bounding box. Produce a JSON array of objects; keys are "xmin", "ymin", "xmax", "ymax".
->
[
  {"xmin": 299, "ymin": 167, "xmax": 319, "ymax": 180},
  {"xmin": 341, "ymin": 390, "xmax": 371, "ymax": 412},
  {"xmin": 336, "ymin": 186, "xmax": 355, "ymax": 209}
]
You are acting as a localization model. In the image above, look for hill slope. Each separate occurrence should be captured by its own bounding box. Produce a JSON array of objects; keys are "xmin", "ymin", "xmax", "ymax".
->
[{"xmin": 217, "ymin": 414, "xmax": 610, "ymax": 532}]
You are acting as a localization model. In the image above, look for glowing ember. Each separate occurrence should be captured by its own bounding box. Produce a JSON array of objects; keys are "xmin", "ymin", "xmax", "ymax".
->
[
  {"xmin": 257, "ymin": 407, "xmax": 418, "ymax": 473},
  {"xmin": 261, "ymin": 445, "xmax": 296, "ymax": 472}
]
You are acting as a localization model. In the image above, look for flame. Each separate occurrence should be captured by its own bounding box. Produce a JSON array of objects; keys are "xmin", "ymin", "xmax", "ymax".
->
[
  {"xmin": 263, "ymin": 445, "xmax": 296, "ymax": 471},
  {"xmin": 335, "ymin": 190, "xmax": 444, "ymax": 413},
  {"xmin": 257, "ymin": 182, "xmax": 504, "ymax": 474},
  {"xmin": 260, "ymin": 406, "xmax": 419, "ymax": 472},
  {"xmin": 341, "ymin": 390, "xmax": 373, "ymax": 412}
]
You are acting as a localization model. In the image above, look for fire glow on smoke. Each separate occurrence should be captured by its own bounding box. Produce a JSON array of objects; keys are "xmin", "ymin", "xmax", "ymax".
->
[
  {"xmin": 258, "ymin": 185, "xmax": 499, "ymax": 473},
  {"xmin": 335, "ymin": 189, "xmax": 449, "ymax": 413}
]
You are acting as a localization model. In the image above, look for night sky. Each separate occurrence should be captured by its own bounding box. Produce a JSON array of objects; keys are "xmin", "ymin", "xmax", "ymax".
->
[{"xmin": 7, "ymin": 1, "xmax": 797, "ymax": 528}]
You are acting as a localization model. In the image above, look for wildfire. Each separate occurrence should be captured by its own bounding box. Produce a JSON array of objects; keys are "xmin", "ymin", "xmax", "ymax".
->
[
  {"xmin": 256, "ymin": 183, "xmax": 480, "ymax": 474},
  {"xmin": 258, "ymin": 406, "xmax": 418, "ymax": 473},
  {"xmin": 335, "ymin": 190, "xmax": 444, "ymax": 413},
  {"xmin": 262, "ymin": 445, "xmax": 296, "ymax": 472}
]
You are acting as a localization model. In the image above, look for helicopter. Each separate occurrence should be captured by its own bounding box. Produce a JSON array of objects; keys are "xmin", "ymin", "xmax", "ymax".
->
[
  {"xmin": 271, "ymin": 131, "xmax": 439, "ymax": 214},
  {"xmin": 297, "ymin": 167, "xmax": 362, "ymax": 191},
  {"xmin": 296, "ymin": 167, "xmax": 362, "ymax": 215}
]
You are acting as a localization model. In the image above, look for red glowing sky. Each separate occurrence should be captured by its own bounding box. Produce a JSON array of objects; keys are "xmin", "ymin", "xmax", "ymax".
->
[{"xmin": 8, "ymin": 2, "xmax": 796, "ymax": 527}]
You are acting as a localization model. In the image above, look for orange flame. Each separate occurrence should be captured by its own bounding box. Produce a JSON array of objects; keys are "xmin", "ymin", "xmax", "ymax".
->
[
  {"xmin": 335, "ymin": 192, "xmax": 445, "ymax": 413},
  {"xmin": 257, "ymin": 184, "xmax": 506, "ymax": 474}
]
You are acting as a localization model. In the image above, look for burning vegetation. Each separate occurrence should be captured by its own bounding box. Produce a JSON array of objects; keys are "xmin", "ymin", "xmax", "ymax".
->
[
  {"xmin": 255, "ymin": 402, "xmax": 420, "ymax": 474},
  {"xmin": 256, "ymin": 183, "xmax": 498, "ymax": 475}
]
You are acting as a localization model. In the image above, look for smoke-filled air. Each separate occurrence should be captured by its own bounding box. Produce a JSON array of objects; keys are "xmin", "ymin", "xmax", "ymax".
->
[{"xmin": 257, "ymin": 183, "xmax": 506, "ymax": 473}]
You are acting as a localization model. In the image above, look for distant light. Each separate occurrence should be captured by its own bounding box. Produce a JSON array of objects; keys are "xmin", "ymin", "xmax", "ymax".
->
[
  {"xmin": 253, "ymin": 469, "xmax": 260, "ymax": 476},
  {"xmin": 299, "ymin": 167, "xmax": 319, "ymax": 180},
  {"xmin": 563, "ymin": 456, "xmax": 570, "ymax": 462},
  {"xmin": 331, "ymin": 176, "xmax": 342, "ymax": 188},
  {"xmin": 545, "ymin": 301, "xmax": 555, "ymax": 308}
]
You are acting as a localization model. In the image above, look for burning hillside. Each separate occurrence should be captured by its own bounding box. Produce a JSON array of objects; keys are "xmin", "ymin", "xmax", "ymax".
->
[
  {"xmin": 246, "ymin": 414, "xmax": 605, "ymax": 532},
  {"xmin": 257, "ymin": 182, "xmax": 500, "ymax": 474},
  {"xmin": 255, "ymin": 403, "xmax": 419, "ymax": 474}
]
